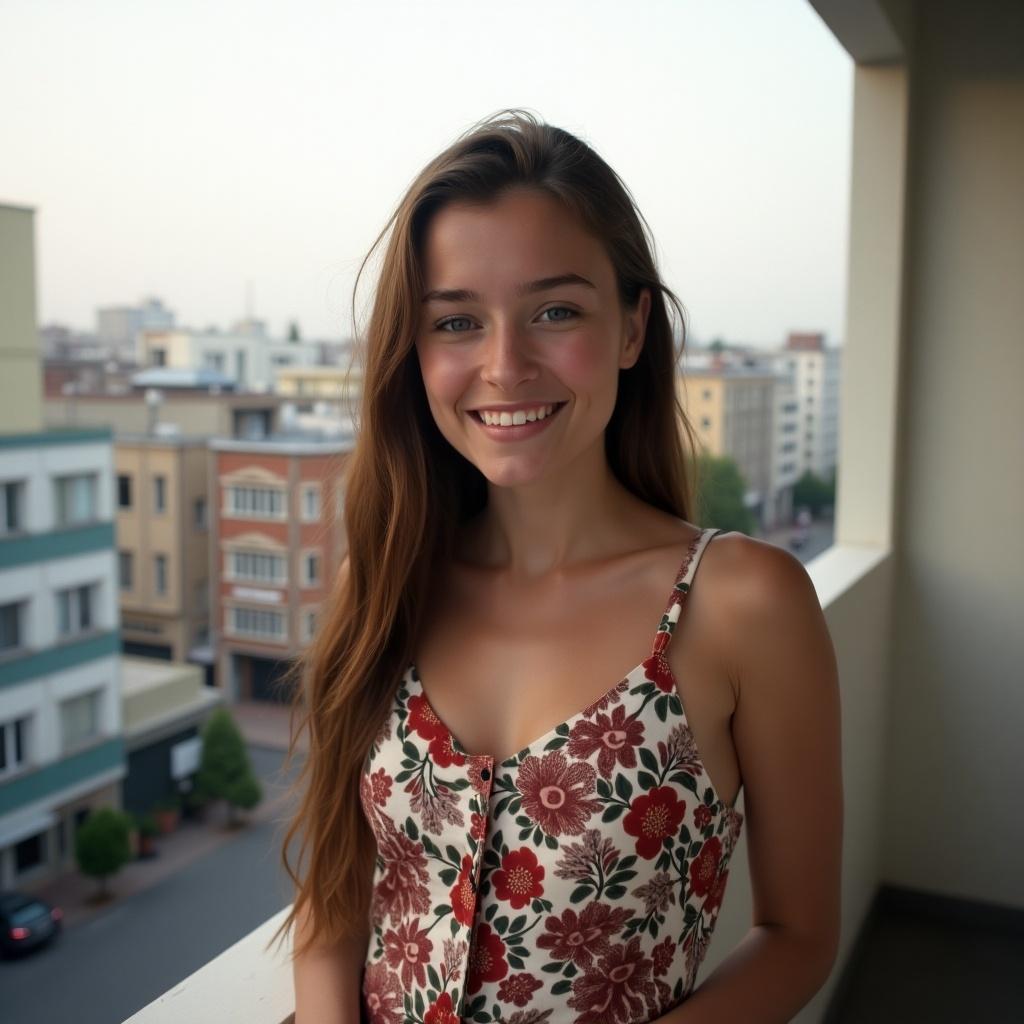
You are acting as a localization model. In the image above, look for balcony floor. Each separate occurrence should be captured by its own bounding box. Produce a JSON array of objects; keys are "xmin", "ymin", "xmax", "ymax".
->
[{"xmin": 830, "ymin": 903, "xmax": 1024, "ymax": 1021}]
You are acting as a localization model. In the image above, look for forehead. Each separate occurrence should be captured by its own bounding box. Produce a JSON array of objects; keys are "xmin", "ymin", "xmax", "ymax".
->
[{"xmin": 420, "ymin": 189, "xmax": 615, "ymax": 293}]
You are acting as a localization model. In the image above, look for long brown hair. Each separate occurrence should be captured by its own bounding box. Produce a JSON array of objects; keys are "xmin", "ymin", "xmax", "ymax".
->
[{"xmin": 269, "ymin": 107, "xmax": 702, "ymax": 960}]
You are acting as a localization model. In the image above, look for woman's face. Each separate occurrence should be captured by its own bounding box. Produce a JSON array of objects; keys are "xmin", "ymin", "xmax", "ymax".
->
[{"xmin": 414, "ymin": 188, "xmax": 650, "ymax": 489}]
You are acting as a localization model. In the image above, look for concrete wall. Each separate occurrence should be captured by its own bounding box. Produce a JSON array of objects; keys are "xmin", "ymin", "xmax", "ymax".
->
[
  {"xmin": 881, "ymin": 0, "xmax": 1024, "ymax": 908},
  {"xmin": 0, "ymin": 204, "xmax": 43, "ymax": 435}
]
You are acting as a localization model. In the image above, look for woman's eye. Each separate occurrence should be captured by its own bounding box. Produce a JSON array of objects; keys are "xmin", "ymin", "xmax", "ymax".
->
[
  {"xmin": 437, "ymin": 316, "xmax": 476, "ymax": 333},
  {"xmin": 539, "ymin": 306, "xmax": 577, "ymax": 323}
]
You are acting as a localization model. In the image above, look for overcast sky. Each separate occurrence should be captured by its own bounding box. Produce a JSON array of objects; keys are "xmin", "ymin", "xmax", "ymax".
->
[{"xmin": 1, "ymin": 0, "xmax": 852, "ymax": 348}]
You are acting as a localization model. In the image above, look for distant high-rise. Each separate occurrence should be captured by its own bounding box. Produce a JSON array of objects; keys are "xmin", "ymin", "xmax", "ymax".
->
[{"xmin": 97, "ymin": 297, "xmax": 176, "ymax": 360}]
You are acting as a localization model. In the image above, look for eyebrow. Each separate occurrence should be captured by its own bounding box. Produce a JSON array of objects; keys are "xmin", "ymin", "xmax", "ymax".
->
[{"xmin": 421, "ymin": 273, "xmax": 597, "ymax": 304}]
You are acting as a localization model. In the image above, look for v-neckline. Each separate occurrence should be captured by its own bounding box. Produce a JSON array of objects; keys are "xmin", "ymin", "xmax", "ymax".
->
[
  {"xmin": 404, "ymin": 527, "xmax": 718, "ymax": 770},
  {"xmin": 406, "ymin": 655, "xmax": 654, "ymax": 769}
]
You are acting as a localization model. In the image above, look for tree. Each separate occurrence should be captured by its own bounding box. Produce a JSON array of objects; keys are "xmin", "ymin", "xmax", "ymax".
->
[
  {"xmin": 195, "ymin": 708, "xmax": 263, "ymax": 828},
  {"xmin": 793, "ymin": 469, "xmax": 835, "ymax": 517},
  {"xmin": 75, "ymin": 807, "xmax": 133, "ymax": 899},
  {"xmin": 287, "ymin": 321, "xmax": 301, "ymax": 342},
  {"xmin": 695, "ymin": 453, "xmax": 757, "ymax": 535}
]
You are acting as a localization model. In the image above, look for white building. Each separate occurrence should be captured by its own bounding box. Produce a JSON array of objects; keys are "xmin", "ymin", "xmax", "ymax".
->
[
  {"xmin": 137, "ymin": 326, "xmax": 321, "ymax": 392},
  {"xmin": 1, "ymin": 203, "xmax": 126, "ymax": 889},
  {"xmin": 767, "ymin": 332, "xmax": 842, "ymax": 483}
]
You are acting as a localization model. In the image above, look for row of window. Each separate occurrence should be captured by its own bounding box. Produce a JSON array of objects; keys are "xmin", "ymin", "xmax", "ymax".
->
[
  {"xmin": 118, "ymin": 551, "xmax": 167, "ymax": 595},
  {"xmin": 1, "ymin": 583, "xmax": 102, "ymax": 652},
  {"xmin": 117, "ymin": 474, "xmax": 208, "ymax": 527},
  {"xmin": 225, "ymin": 484, "xmax": 321, "ymax": 522},
  {"xmin": 0, "ymin": 473, "xmax": 101, "ymax": 535},
  {"xmin": 0, "ymin": 690, "xmax": 103, "ymax": 780},
  {"xmin": 225, "ymin": 549, "xmax": 321, "ymax": 586},
  {"xmin": 224, "ymin": 605, "xmax": 318, "ymax": 643}
]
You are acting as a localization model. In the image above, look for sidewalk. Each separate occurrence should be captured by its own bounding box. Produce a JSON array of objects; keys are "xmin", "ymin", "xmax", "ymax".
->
[{"xmin": 33, "ymin": 701, "xmax": 304, "ymax": 930}]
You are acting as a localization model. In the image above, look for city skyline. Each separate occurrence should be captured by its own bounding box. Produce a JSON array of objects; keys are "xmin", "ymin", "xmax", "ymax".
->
[{"xmin": 1, "ymin": 0, "xmax": 853, "ymax": 348}]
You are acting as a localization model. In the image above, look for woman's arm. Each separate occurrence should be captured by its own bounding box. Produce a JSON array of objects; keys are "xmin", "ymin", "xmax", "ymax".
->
[
  {"xmin": 292, "ymin": 899, "xmax": 369, "ymax": 1024},
  {"xmin": 660, "ymin": 536, "xmax": 844, "ymax": 1022}
]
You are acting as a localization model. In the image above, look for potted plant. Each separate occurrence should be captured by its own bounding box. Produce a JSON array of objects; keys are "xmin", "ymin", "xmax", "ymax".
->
[
  {"xmin": 137, "ymin": 814, "xmax": 159, "ymax": 858},
  {"xmin": 152, "ymin": 794, "xmax": 181, "ymax": 835}
]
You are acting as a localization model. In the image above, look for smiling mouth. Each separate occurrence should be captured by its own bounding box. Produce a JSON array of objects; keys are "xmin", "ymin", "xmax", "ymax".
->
[{"xmin": 469, "ymin": 401, "xmax": 568, "ymax": 426}]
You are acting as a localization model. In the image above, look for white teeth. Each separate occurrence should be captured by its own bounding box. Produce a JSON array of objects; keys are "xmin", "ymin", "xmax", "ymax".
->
[{"xmin": 478, "ymin": 403, "xmax": 560, "ymax": 427}]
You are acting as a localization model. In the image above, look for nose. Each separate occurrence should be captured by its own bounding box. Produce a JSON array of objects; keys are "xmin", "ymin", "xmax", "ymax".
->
[{"xmin": 480, "ymin": 318, "xmax": 539, "ymax": 391}]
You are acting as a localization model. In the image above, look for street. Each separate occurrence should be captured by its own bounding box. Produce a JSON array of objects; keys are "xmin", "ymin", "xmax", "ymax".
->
[{"xmin": 2, "ymin": 746, "xmax": 303, "ymax": 1024}]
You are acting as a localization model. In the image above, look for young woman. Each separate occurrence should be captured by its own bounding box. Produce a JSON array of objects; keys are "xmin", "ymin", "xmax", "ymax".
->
[{"xmin": 277, "ymin": 109, "xmax": 843, "ymax": 1024}]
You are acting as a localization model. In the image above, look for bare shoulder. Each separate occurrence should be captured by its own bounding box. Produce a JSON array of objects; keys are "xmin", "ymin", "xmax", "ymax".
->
[
  {"xmin": 701, "ymin": 530, "xmax": 843, "ymax": 955},
  {"xmin": 698, "ymin": 530, "xmax": 831, "ymax": 685}
]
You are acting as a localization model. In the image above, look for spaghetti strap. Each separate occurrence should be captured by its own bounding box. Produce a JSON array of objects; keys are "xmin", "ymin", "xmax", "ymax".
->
[{"xmin": 651, "ymin": 526, "xmax": 723, "ymax": 657}]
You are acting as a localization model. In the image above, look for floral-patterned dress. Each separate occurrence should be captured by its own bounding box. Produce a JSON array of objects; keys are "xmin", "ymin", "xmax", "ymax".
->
[{"xmin": 358, "ymin": 526, "xmax": 744, "ymax": 1024}]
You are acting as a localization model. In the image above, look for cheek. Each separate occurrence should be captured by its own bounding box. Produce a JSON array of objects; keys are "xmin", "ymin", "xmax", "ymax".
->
[
  {"xmin": 417, "ymin": 346, "xmax": 470, "ymax": 407},
  {"xmin": 554, "ymin": 335, "xmax": 618, "ymax": 395}
]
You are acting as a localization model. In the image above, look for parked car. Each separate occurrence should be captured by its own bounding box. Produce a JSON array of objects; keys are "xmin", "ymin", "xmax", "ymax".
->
[
  {"xmin": 789, "ymin": 507, "xmax": 812, "ymax": 550},
  {"xmin": 0, "ymin": 890, "xmax": 63, "ymax": 958}
]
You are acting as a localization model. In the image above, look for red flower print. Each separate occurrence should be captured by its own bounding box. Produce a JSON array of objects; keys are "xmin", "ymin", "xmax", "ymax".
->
[
  {"xmin": 407, "ymin": 693, "xmax": 447, "ymax": 741},
  {"xmin": 516, "ymin": 750, "xmax": 601, "ymax": 836},
  {"xmin": 694, "ymin": 802, "xmax": 713, "ymax": 830},
  {"xmin": 362, "ymin": 960, "xmax": 403, "ymax": 1024},
  {"xmin": 466, "ymin": 922, "xmax": 508, "ymax": 994},
  {"xmin": 536, "ymin": 902, "xmax": 632, "ymax": 969},
  {"xmin": 623, "ymin": 786, "xmax": 687, "ymax": 859},
  {"xmin": 470, "ymin": 811, "xmax": 487, "ymax": 841},
  {"xmin": 689, "ymin": 835, "xmax": 723, "ymax": 898},
  {"xmin": 450, "ymin": 853, "xmax": 476, "ymax": 927},
  {"xmin": 424, "ymin": 992, "xmax": 459, "ymax": 1024},
  {"xmin": 652, "ymin": 936, "xmax": 675, "ymax": 977},
  {"xmin": 429, "ymin": 730, "xmax": 467, "ymax": 767},
  {"xmin": 493, "ymin": 847, "xmax": 545, "ymax": 909},
  {"xmin": 702, "ymin": 867, "xmax": 730, "ymax": 916},
  {"xmin": 370, "ymin": 767, "xmax": 393, "ymax": 806},
  {"xmin": 567, "ymin": 936, "xmax": 658, "ymax": 1023},
  {"xmin": 498, "ymin": 971, "xmax": 543, "ymax": 1007},
  {"xmin": 641, "ymin": 646, "xmax": 676, "ymax": 694},
  {"xmin": 370, "ymin": 822, "xmax": 432, "ymax": 927},
  {"xmin": 382, "ymin": 917, "xmax": 434, "ymax": 989},
  {"xmin": 567, "ymin": 704, "xmax": 646, "ymax": 779}
]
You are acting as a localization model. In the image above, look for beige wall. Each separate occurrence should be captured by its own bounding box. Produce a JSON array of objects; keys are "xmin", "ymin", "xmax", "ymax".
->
[
  {"xmin": 881, "ymin": 0, "xmax": 1024, "ymax": 908},
  {"xmin": 117, "ymin": 440, "xmax": 211, "ymax": 660},
  {"xmin": 0, "ymin": 204, "xmax": 43, "ymax": 434}
]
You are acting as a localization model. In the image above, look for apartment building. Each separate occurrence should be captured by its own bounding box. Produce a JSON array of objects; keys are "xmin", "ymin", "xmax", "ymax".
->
[
  {"xmin": 43, "ymin": 382, "xmax": 286, "ymax": 441},
  {"xmin": 768, "ymin": 332, "xmax": 842, "ymax": 482},
  {"xmin": 210, "ymin": 435, "xmax": 350, "ymax": 703},
  {"xmin": 115, "ymin": 435, "xmax": 213, "ymax": 683},
  {"xmin": 678, "ymin": 355, "xmax": 779, "ymax": 529},
  {"xmin": 137, "ymin": 326, "xmax": 321, "ymax": 392},
  {"xmin": 0, "ymin": 203, "xmax": 125, "ymax": 890}
]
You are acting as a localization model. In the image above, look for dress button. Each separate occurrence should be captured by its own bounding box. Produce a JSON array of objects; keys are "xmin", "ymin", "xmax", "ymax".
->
[{"xmin": 480, "ymin": 767, "xmax": 491, "ymax": 781}]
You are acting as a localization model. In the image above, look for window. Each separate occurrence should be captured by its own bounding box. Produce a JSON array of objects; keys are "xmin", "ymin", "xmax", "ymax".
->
[
  {"xmin": 154, "ymin": 554, "xmax": 167, "ymax": 596},
  {"xmin": 119, "ymin": 551, "xmax": 133, "ymax": 591},
  {"xmin": 57, "ymin": 583, "xmax": 95, "ymax": 637},
  {"xmin": 194, "ymin": 497, "xmax": 207, "ymax": 529},
  {"xmin": 228, "ymin": 550, "xmax": 286, "ymax": 584},
  {"xmin": 701, "ymin": 388, "xmax": 712, "ymax": 401},
  {"xmin": 701, "ymin": 416, "xmax": 712, "ymax": 429},
  {"xmin": 301, "ymin": 484, "xmax": 321, "ymax": 522},
  {"xmin": 153, "ymin": 475, "xmax": 166, "ymax": 514},
  {"xmin": 0, "ymin": 715, "xmax": 29, "ymax": 777},
  {"xmin": 303, "ymin": 552, "xmax": 321, "ymax": 587},
  {"xmin": 0, "ymin": 600, "xmax": 26, "ymax": 651},
  {"xmin": 60, "ymin": 689, "xmax": 101, "ymax": 751},
  {"xmin": 151, "ymin": 348, "xmax": 167, "ymax": 367},
  {"xmin": 227, "ymin": 485, "xmax": 285, "ymax": 519},
  {"xmin": 1, "ymin": 480, "xmax": 25, "ymax": 534},
  {"xmin": 303, "ymin": 609, "xmax": 318, "ymax": 643},
  {"xmin": 117, "ymin": 474, "xmax": 132, "ymax": 509},
  {"xmin": 227, "ymin": 605, "xmax": 286, "ymax": 641},
  {"xmin": 54, "ymin": 473, "xmax": 97, "ymax": 526},
  {"xmin": 14, "ymin": 832, "xmax": 45, "ymax": 874}
]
